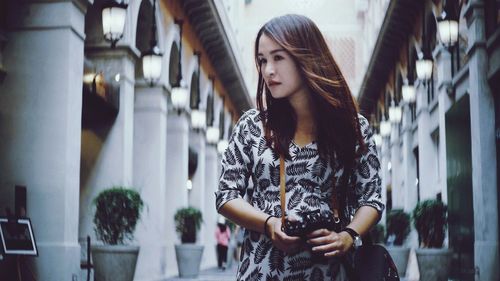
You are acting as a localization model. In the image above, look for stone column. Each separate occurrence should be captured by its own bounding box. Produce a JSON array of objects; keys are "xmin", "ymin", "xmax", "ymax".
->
[
  {"xmin": 416, "ymin": 84, "xmax": 437, "ymax": 200},
  {"xmin": 465, "ymin": 1, "xmax": 499, "ymax": 280},
  {"xmin": 0, "ymin": 1, "xmax": 86, "ymax": 280},
  {"xmin": 435, "ymin": 47, "xmax": 454, "ymax": 203},
  {"xmin": 402, "ymin": 107, "xmax": 417, "ymax": 213},
  {"xmin": 133, "ymin": 86, "xmax": 168, "ymax": 280},
  {"xmin": 380, "ymin": 136, "xmax": 390, "ymax": 224},
  {"xmin": 79, "ymin": 45, "xmax": 138, "ymax": 242},
  {"xmin": 203, "ymin": 144, "xmax": 218, "ymax": 268},
  {"xmin": 165, "ymin": 111, "xmax": 189, "ymax": 276},
  {"xmin": 390, "ymin": 123, "xmax": 403, "ymax": 209},
  {"xmin": 189, "ymin": 130, "xmax": 206, "ymax": 245}
]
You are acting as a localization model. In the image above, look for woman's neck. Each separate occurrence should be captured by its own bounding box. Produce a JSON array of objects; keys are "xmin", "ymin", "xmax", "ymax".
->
[{"xmin": 288, "ymin": 91, "xmax": 316, "ymax": 136}]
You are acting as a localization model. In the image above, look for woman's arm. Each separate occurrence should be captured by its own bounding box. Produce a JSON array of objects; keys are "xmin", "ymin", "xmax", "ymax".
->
[
  {"xmin": 219, "ymin": 198, "xmax": 302, "ymax": 253},
  {"xmin": 219, "ymin": 198, "xmax": 270, "ymax": 234}
]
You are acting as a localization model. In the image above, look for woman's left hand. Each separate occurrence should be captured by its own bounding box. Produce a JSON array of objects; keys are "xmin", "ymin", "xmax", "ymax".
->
[{"xmin": 305, "ymin": 229, "xmax": 353, "ymax": 257}]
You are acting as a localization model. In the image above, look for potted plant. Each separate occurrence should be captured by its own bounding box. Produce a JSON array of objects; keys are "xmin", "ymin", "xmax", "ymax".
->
[
  {"xmin": 385, "ymin": 209, "xmax": 411, "ymax": 277},
  {"xmin": 174, "ymin": 207, "xmax": 204, "ymax": 278},
  {"xmin": 91, "ymin": 187, "xmax": 144, "ymax": 281},
  {"xmin": 412, "ymin": 199, "xmax": 450, "ymax": 281}
]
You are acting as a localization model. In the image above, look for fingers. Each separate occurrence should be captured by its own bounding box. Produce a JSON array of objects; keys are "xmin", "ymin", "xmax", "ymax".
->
[{"xmin": 306, "ymin": 228, "xmax": 332, "ymax": 238}]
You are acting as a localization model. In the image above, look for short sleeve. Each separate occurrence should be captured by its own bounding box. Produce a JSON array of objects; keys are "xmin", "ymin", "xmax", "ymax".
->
[
  {"xmin": 215, "ymin": 109, "xmax": 255, "ymax": 211},
  {"xmin": 352, "ymin": 115, "xmax": 385, "ymax": 216}
]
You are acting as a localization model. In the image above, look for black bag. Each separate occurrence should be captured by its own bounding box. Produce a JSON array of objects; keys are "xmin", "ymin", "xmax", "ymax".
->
[{"xmin": 343, "ymin": 244, "xmax": 400, "ymax": 281}]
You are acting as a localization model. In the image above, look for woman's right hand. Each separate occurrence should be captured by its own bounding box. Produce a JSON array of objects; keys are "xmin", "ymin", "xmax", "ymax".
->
[{"xmin": 266, "ymin": 217, "xmax": 303, "ymax": 254}]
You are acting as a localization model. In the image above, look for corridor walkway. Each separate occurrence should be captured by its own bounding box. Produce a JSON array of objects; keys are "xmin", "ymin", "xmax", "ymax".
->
[{"xmin": 166, "ymin": 263, "xmax": 238, "ymax": 281}]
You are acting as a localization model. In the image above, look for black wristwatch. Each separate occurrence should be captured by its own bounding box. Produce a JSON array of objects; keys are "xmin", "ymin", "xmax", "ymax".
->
[{"xmin": 343, "ymin": 227, "xmax": 362, "ymax": 249}]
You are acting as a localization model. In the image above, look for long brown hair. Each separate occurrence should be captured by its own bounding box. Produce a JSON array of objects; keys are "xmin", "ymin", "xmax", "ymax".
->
[{"xmin": 254, "ymin": 14, "xmax": 366, "ymax": 175}]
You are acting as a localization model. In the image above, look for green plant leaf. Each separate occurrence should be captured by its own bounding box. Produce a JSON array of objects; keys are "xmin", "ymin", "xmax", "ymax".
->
[{"xmin": 93, "ymin": 186, "xmax": 144, "ymax": 245}]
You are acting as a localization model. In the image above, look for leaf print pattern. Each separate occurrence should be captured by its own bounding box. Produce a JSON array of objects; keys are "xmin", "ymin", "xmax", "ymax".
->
[
  {"xmin": 265, "ymin": 274, "xmax": 279, "ymax": 281},
  {"xmin": 224, "ymin": 149, "xmax": 236, "ymax": 165},
  {"xmin": 294, "ymin": 147, "xmax": 318, "ymax": 161},
  {"xmin": 311, "ymin": 160, "xmax": 327, "ymax": 179},
  {"xmin": 216, "ymin": 110, "xmax": 384, "ymax": 280},
  {"xmin": 245, "ymin": 267, "xmax": 263, "ymax": 281},
  {"xmin": 287, "ymin": 191, "xmax": 303, "ymax": 210},
  {"xmin": 303, "ymin": 195, "xmax": 321, "ymax": 208},
  {"xmin": 298, "ymin": 178, "xmax": 317, "ymax": 193},
  {"xmin": 269, "ymin": 163, "xmax": 280, "ymax": 187},
  {"xmin": 247, "ymin": 118, "xmax": 261, "ymax": 137},
  {"xmin": 254, "ymin": 240, "xmax": 273, "ymax": 264},
  {"xmin": 258, "ymin": 139, "xmax": 268, "ymax": 156},
  {"xmin": 286, "ymin": 161, "xmax": 310, "ymax": 176},
  {"xmin": 310, "ymin": 267, "xmax": 324, "ymax": 281},
  {"xmin": 255, "ymin": 158, "xmax": 265, "ymax": 178},
  {"xmin": 287, "ymin": 256, "xmax": 312, "ymax": 272},
  {"xmin": 234, "ymin": 145, "xmax": 246, "ymax": 166},
  {"xmin": 240, "ymin": 257, "xmax": 251, "ymax": 276},
  {"xmin": 258, "ymin": 179, "xmax": 271, "ymax": 190},
  {"xmin": 367, "ymin": 153, "xmax": 380, "ymax": 170},
  {"xmin": 268, "ymin": 247, "xmax": 285, "ymax": 274}
]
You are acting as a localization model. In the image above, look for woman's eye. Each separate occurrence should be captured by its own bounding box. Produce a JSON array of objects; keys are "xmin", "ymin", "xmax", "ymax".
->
[
  {"xmin": 258, "ymin": 58, "xmax": 267, "ymax": 65},
  {"xmin": 274, "ymin": 55, "xmax": 284, "ymax": 61}
]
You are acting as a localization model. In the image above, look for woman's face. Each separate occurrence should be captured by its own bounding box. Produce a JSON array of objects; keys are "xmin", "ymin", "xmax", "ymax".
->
[{"xmin": 257, "ymin": 34, "xmax": 307, "ymax": 100}]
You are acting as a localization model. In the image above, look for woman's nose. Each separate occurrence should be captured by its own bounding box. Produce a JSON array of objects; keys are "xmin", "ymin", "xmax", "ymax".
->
[{"xmin": 264, "ymin": 63, "xmax": 275, "ymax": 77}]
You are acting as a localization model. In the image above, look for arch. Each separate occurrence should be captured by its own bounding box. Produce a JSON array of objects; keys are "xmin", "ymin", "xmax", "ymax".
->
[
  {"xmin": 407, "ymin": 44, "xmax": 418, "ymax": 84},
  {"xmin": 135, "ymin": 0, "xmax": 154, "ymax": 54},
  {"xmin": 169, "ymin": 42, "xmax": 180, "ymax": 87},
  {"xmin": 206, "ymin": 92, "xmax": 214, "ymax": 127},
  {"xmin": 189, "ymin": 71, "xmax": 200, "ymax": 109},
  {"xmin": 423, "ymin": 7, "xmax": 438, "ymax": 55}
]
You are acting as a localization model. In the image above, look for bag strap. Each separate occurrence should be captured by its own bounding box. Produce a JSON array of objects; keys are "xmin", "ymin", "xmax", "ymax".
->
[{"xmin": 279, "ymin": 155, "xmax": 340, "ymax": 225}]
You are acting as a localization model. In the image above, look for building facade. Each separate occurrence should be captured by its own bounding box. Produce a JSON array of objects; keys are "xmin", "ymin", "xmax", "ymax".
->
[
  {"xmin": 0, "ymin": 0, "xmax": 251, "ymax": 280},
  {"xmin": 358, "ymin": 0, "xmax": 499, "ymax": 280}
]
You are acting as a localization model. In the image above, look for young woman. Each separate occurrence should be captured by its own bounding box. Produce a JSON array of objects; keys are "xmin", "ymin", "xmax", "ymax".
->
[{"xmin": 216, "ymin": 14, "xmax": 384, "ymax": 280}]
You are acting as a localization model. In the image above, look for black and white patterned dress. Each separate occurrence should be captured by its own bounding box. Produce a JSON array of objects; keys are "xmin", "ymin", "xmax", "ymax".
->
[{"xmin": 215, "ymin": 109, "xmax": 384, "ymax": 281}]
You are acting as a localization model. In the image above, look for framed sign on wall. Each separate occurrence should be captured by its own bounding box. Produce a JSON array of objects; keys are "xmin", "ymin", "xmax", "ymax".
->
[{"xmin": 0, "ymin": 217, "xmax": 38, "ymax": 256}]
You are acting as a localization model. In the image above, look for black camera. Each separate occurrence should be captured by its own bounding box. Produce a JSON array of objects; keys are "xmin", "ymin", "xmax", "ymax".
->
[{"xmin": 283, "ymin": 210, "xmax": 338, "ymax": 237}]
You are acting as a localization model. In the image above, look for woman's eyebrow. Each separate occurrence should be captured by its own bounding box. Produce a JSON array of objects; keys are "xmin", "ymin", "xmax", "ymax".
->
[{"xmin": 257, "ymin": 49, "xmax": 286, "ymax": 56}]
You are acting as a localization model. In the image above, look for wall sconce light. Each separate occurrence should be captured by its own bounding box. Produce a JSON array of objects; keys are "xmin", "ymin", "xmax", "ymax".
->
[
  {"xmin": 416, "ymin": 52, "xmax": 433, "ymax": 81},
  {"xmin": 380, "ymin": 120, "xmax": 391, "ymax": 137},
  {"xmin": 388, "ymin": 102, "xmax": 402, "ymax": 124},
  {"xmin": 402, "ymin": 80, "xmax": 416, "ymax": 103},
  {"xmin": 437, "ymin": 11, "xmax": 458, "ymax": 48},
  {"xmin": 191, "ymin": 109, "xmax": 206, "ymax": 130},
  {"xmin": 102, "ymin": 0, "xmax": 128, "ymax": 48},
  {"xmin": 142, "ymin": 0, "xmax": 162, "ymax": 86},
  {"xmin": 373, "ymin": 133, "xmax": 382, "ymax": 147},
  {"xmin": 217, "ymin": 139, "xmax": 229, "ymax": 154},
  {"xmin": 206, "ymin": 127, "xmax": 220, "ymax": 145}
]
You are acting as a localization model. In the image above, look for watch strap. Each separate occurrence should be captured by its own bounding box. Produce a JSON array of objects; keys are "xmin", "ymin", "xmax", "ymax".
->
[{"xmin": 343, "ymin": 227, "xmax": 360, "ymax": 240}]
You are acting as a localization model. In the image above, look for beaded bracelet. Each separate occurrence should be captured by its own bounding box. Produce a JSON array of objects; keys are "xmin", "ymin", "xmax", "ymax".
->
[{"xmin": 264, "ymin": 215, "xmax": 274, "ymax": 237}]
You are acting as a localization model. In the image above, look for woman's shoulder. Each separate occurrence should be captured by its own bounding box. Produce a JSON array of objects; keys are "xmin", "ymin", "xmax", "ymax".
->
[{"xmin": 236, "ymin": 108, "xmax": 265, "ymax": 126}]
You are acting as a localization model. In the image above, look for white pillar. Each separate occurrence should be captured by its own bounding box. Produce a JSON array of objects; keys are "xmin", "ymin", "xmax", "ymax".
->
[
  {"xmin": 0, "ymin": 1, "xmax": 86, "ymax": 279},
  {"xmin": 165, "ymin": 111, "xmax": 189, "ymax": 277},
  {"xmin": 465, "ymin": 2, "xmax": 499, "ymax": 280},
  {"xmin": 189, "ymin": 130, "xmax": 206, "ymax": 246},
  {"xmin": 435, "ymin": 47, "xmax": 454, "ymax": 203},
  {"xmin": 416, "ymin": 85, "xmax": 437, "ymax": 200},
  {"xmin": 380, "ymin": 137, "xmax": 390, "ymax": 224},
  {"xmin": 133, "ymin": 86, "xmax": 168, "ymax": 280},
  {"xmin": 203, "ymin": 144, "xmax": 218, "ymax": 269},
  {"xmin": 79, "ymin": 46, "xmax": 137, "ymax": 243},
  {"xmin": 390, "ymin": 123, "xmax": 403, "ymax": 209},
  {"xmin": 402, "ymin": 107, "xmax": 417, "ymax": 213}
]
